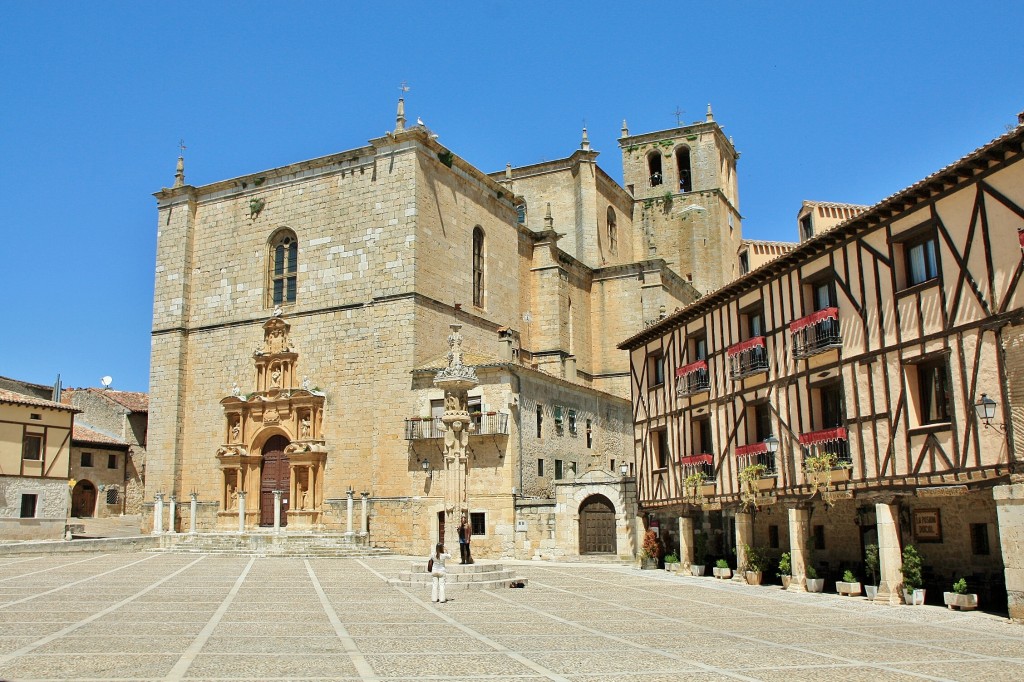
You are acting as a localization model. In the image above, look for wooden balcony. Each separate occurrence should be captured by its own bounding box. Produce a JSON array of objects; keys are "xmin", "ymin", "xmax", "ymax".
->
[
  {"xmin": 790, "ymin": 307, "xmax": 842, "ymax": 359},
  {"xmin": 403, "ymin": 413, "xmax": 509, "ymax": 440},
  {"xmin": 675, "ymin": 360, "xmax": 710, "ymax": 397},
  {"xmin": 727, "ymin": 337, "xmax": 768, "ymax": 380}
]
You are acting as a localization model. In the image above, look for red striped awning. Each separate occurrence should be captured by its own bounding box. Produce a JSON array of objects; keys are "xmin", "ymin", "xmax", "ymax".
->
[
  {"xmin": 798, "ymin": 427, "xmax": 848, "ymax": 446},
  {"xmin": 675, "ymin": 360, "xmax": 707, "ymax": 377},
  {"xmin": 680, "ymin": 454, "xmax": 713, "ymax": 466},
  {"xmin": 735, "ymin": 442, "xmax": 768, "ymax": 457},
  {"xmin": 726, "ymin": 336, "xmax": 765, "ymax": 357},
  {"xmin": 789, "ymin": 307, "xmax": 839, "ymax": 333}
]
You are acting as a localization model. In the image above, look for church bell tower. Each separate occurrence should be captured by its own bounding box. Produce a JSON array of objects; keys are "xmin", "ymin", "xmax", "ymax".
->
[{"xmin": 619, "ymin": 105, "xmax": 743, "ymax": 294}]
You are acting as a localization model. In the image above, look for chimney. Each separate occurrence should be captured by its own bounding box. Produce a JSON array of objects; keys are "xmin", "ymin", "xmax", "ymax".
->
[{"xmin": 563, "ymin": 355, "xmax": 577, "ymax": 381}]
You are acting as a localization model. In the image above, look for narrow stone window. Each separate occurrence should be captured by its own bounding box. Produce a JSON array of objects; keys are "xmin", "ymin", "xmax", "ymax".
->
[
  {"xmin": 537, "ymin": 458, "xmax": 544, "ymax": 477},
  {"xmin": 606, "ymin": 207, "xmax": 617, "ymax": 254},
  {"xmin": 536, "ymin": 404, "xmax": 543, "ymax": 438},
  {"xmin": 555, "ymin": 459, "xmax": 564, "ymax": 480},
  {"xmin": 81, "ymin": 452, "xmax": 93, "ymax": 468},
  {"xmin": 268, "ymin": 229, "xmax": 298, "ymax": 307},
  {"xmin": 470, "ymin": 512, "xmax": 485, "ymax": 536},
  {"xmin": 472, "ymin": 226, "xmax": 485, "ymax": 307},
  {"xmin": 106, "ymin": 487, "xmax": 119, "ymax": 505}
]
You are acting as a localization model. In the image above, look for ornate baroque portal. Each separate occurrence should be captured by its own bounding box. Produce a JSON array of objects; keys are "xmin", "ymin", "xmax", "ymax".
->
[{"xmin": 217, "ymin": 313, "xmax": 327, "ymax": 530}]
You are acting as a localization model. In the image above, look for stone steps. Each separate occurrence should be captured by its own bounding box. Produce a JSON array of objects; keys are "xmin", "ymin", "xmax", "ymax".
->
[{"xmin": 389, "ymin": 562, "xmax": 528, "ymax": 591}]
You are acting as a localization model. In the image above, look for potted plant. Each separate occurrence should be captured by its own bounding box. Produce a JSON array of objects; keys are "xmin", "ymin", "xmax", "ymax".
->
[
  {"xmin": 664, "ymin": 552, "xmax": 681, "ymax": 573},
  {"xmin": 777, "ymin": 551, "xmax": 792, "ymax": 589},
  {"xmin": 639, "ymin": 529, "xmax": 660, "ymax": 569},
  {"xmin": 741, "ymin": 544, "xmax": 766, "ymax": 585},
  {"xmin": 690, "ymin": 531, "xmax": 708, "ymax": 576},
  {"xmin": 900, "ymin": 544, "xmax": 925, "ymax": 605},
  {"xmin": 943, "ymin": 578, "xmax": 979, "ymax": 611},
  {"xmin": 683, "ymin": 471, "xmax": 707, "ymax": 503},
  {"xmin": 864, "ymin": 543, "xmax": 879, "ymax": 600},
  {"xmin": 805, "ymin": 564, "xmax": 824, "ymax": 592},
  {"xmin": 712, "ymin": 558, "xmax": 732, "ymax": 580},
  {"xmin": 836, "ymin": 569, "xmax": 862, "ymax": 596}
]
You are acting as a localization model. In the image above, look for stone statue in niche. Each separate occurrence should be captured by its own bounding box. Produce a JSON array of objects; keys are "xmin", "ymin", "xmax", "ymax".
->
[
  {"xmin": 270, "ymin": 366, "xmax": 282, "ymax": 388},
  {"xmin": 300, "ymin": 414, "xmax": 311, "ymax": 439},
  {"xmin": 264, "ymin": 318, "xmax": 291, "ymax": 355},
  {"xmin": 445, "ymin": 391, "xmax": 462, "ymax": 413},
  {"xmin": 226, "ymin": 482, "xmax": 237, "ymax": 510}
]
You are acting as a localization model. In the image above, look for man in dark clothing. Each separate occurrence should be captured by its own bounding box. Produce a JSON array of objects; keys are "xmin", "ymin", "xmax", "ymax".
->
[{"xmin": 457, "ymin": 514, "xmax": 473, "ymax": 564}]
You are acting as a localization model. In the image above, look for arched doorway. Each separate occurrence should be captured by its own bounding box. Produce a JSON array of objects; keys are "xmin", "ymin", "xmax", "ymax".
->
[
  {"xmin": 71, "ymin": 480, "xmax": 96, "ymax": 518},
  {"xmin": 260, "ymin": 435, "xmax": 290, "ymax": 526},
  {"xmin": 579, "ymin": 494, "xmax": 616, "ymax": 554}
]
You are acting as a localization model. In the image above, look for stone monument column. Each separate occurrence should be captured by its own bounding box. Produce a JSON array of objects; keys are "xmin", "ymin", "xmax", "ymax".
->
[
  {"xmin": 434, "ymin": 324, "xmax": 479, "ymax": 555},
  {"xmin": 346, "ymin": 488, "xmax": 354, "ymax": 535},
  {"xmin": 273, "ymin": 490, "xmax": 282, "ymax": 533},
  {"xmin": 735, "ymin": 511, "xmax": 753, "ymax": 576},
  {"xmin": 360, "ymin": 491, "xmax": 369, "ymax": 535}
]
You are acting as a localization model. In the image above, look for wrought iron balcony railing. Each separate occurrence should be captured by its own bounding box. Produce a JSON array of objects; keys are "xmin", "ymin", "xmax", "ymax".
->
[
  {"xmin": 679, "ymin": 453, "xmax": 715, "ymax": 480},
  {"xmin": 799, "ymin": 427, "xmax": 852, "ymax": 468},
  {"xmin": 735, "ymin": 443, "xmax": 778, "ymax": 476},
  {"xmin": 790, "ymin": 307, "xmax": 842, "ymax": 359},
  {"xmin": 727, "ymin": 337, "xmax": 769, "ymax": 380},
  {"xmin": 403, "ymin": 413, "xmax": 510, "ymax": 440},
  {"xmin": 675, "ymin": 360, "xmax": 710, "ymax": 397}
]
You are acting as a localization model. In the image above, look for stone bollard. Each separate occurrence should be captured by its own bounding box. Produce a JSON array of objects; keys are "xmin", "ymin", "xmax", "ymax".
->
[
  {"xmin": 153, "ymin": 494, "xmax": 165, "ymax": 534},
  {"xmin": 237, "ymin": 492, "xmax": 247, "ymax": 533}
]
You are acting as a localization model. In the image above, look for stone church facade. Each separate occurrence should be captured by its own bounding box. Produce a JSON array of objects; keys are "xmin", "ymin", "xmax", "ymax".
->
[{"xmin": 146, "ymin": 101, "xmax": 742, "ymax": 558}]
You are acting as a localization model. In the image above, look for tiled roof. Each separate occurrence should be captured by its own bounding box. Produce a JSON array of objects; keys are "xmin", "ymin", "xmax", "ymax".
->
[
  {"xmin": 73, "ymin": 424, "xmax": 127, "ymax": 446},
  {"xmin": 63, "ymin": 388, "xmax": 149, "ymax": 413},
  {"xmin": 0, "ymin": 388, "xmax": 77, "ymax": 412},
  {"xmin": 801, "ymin": 200, "xmax": 870, "ymax": 210}
]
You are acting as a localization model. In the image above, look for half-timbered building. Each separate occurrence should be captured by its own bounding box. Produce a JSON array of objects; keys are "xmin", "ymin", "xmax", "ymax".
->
[{"xmin": 621, "ymin": 118, "xmax": 1024, "ymax": 619}]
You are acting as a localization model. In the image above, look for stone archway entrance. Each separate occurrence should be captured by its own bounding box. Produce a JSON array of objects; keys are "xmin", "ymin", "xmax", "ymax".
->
[
  {"xmin": 260, "ymin": 435, "xmax": 290, "ymax": 526},
  {"xmin": 579, "ymin": 494, "xmax": 616, "ymax": 554},
  {"xmin": 71, "ymin": 480, "xmax": 96, "ymax": 518}
]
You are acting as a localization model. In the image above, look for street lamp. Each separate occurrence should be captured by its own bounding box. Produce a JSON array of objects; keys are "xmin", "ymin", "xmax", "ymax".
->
[
  {"xmin": 764, "ymin": 434, "xmax": 779, "ymax": 454},
  {"xmin": 975, "ymin": 393, "xmax": 997, "ymax": 425},
  {"xmin": 619, "ymin": 462, "xmax": 629, "ymax": 478},
  {"xmin": 421, "ymin": 459, "xmax": 431, "ymax": 477}
]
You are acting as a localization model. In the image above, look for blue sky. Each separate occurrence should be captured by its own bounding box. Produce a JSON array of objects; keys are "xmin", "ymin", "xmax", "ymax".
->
[{"xmin": 2, "ymin": 1, "xmax": 1022, "ymax": 392}]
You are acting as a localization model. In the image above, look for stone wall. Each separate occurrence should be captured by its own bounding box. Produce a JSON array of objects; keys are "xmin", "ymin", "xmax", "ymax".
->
[{"xmin": 0, "ymin": 477, "xmax": 68, "ymax": 540}]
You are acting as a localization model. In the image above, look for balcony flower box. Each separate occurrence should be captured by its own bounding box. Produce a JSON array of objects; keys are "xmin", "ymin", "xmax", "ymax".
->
[{"xmin": 712, "ymin": 566, "xmax": 732, "ymax": 580}]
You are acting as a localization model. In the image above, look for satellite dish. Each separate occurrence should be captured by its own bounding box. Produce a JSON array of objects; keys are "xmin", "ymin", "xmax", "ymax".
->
[{"xmin": 100, "ymin": 376, "xmax": 113, "ymax": 389}]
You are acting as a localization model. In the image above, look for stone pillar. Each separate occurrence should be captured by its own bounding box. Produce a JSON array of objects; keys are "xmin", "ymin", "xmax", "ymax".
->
[
  {"xmin": 237, "ymin": 492, "xmax": 247, "ymax": 533},
  {"xmin": 994, "ymin": 483, "xmax": 1024, "ymax": 622},
  {"xmin": 153, "ymin": 494, "xmax": 164, "ymax": 534},
  {"xmin": 168, "ymin": 496, "xmax": 177, "ymax": 534},
  {"xmin": 189, "ymin": 492, "xmax": 198, "ymax": 534},
  {"xmin": 360, "ymin": 491, "xmax": 369, "ymax": 535},
  {"xmin": 346, "ymin": 488, "xmax": 354, "ymax": 535},
  {"xmin": 273, "ymin": 490, "xmax": 282, "ymax": 533},
  {"xmin": 787, "ymin": 507, "xmax": 808, "ymax": 591},
  {"xmin": 735, "ymin": 511, "xmax": 753, "ymax": 575},
  {"xmin": 874, "ymin": 502, "xmax": 904, "ymax": 605},
  {"xmin": 679, "ymin": 516, "xmax": 695, "ymax": 566}
]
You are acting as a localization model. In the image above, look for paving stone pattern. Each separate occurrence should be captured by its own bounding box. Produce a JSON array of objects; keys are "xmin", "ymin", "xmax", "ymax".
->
[{"xmin": 0, "ymin": 553, "xmax": 1021, "ymax": 681}]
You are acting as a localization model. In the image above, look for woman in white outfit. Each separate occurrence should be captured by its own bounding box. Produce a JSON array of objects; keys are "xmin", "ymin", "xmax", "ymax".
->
[{"xmin": 430, "ymin": 543, "xmax": 452, "ymax": 603}]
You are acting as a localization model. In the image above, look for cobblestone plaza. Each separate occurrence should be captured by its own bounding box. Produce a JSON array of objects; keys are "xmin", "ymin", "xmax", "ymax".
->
[{"xmin": 0, "ymin": 553, "xmax": 1021, "ymax": 681}]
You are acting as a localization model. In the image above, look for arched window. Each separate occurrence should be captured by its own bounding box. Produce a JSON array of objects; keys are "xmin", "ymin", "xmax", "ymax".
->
[
  {"xmin": 516, "ymin": 203, "xmax": 527, "ymax": 225},
  {"xmin": 269, "ymin": 229, "xmax": 298, "ymax": 307},
  {"xmin": 648, "ymin": 152, "xmax": 663, "ymax": 187},
  {"xmin": 676, "ymin": 146, "xmax": 692, "ymax": 192},
  {"xmin": 606, "ymin": 206, "xmax": 617, "ymax": 254},
  {"xmin": 472, "ymin": 226, "xmax": 485, "ymax": 307}
]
